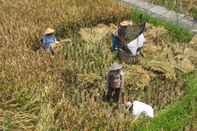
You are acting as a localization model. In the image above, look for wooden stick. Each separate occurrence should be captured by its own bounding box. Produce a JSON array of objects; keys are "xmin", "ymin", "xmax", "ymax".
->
[
  {"xmin": 51, "ymin": 39, "xmax": 72, "ymax": 48},
  {"xmin": 58, "ymin": 39, "xmax": 72, "ymax": 43}
]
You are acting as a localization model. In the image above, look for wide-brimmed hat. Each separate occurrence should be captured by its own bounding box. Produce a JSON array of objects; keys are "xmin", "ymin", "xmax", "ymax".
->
[
  {"xmin": 110, "ymin": 63, "xmax": 122, "ymax": 71},
  {"xmin": 120, "ymin": 20, "xmax": 133, "ymax": 27},
  {"xmin": 44, "ymin": 28, "xmax": 55, "ymax": 35}
]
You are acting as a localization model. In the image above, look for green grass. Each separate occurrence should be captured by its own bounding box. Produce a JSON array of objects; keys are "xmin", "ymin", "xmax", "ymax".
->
[
  {"xmin": 146, "ymin": 0, "xmax": 197, "ymax": 19},
  {"xmin": 132, "ymin": 71, "xmax": 197, "ymax": 131},
  {"xmin": 191, "ymin": 7, "xmax": 197, "ymax": 19},
  {"xmin": 130, "ymin": 8, "xmax": 193, "ymax": 43}
]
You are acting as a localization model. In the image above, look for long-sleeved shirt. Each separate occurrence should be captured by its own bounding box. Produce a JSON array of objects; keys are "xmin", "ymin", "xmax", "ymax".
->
[
  {"xmin": 127, "ymin": 33, "xmax": 145, "ymax": 56},
  {"xmin": 106, "ymin": 70, "xmax": 124, "ymax": 89},
  {"xmin": 42, "ymin": 34, "xmax": 57, "ymax": 48}
]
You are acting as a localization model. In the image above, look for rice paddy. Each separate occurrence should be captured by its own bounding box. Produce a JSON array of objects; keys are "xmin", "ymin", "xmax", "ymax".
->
[{"xmin": 0, "ymin": 0, "xmax": 196, "ymax": 130}]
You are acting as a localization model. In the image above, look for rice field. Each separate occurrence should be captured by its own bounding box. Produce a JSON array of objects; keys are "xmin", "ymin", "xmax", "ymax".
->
[{"xmin": 0, "ymin": 0, "xmax": 196, "ymax": 130}]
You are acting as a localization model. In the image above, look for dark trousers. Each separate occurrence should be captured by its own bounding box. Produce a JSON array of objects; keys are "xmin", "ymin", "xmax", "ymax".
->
[
  {"xmin": 107, "ymin": 87, "xmax": 121, "ymax": 102},
  {"xmin": 112, "ymin": 35, "xmax": 119, "ymax": 51}
]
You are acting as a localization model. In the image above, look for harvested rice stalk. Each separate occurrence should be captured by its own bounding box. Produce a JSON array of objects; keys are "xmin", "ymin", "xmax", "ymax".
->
[
  {"xmin": 77, "ymin": 73, "xmax": 102, "ymax": 89},
  {"xmin": 175, "ymin": 58, "xmax": 195, "ymax": 73},
  {"xmin": 125, "ymin": 65, "xmax": 151, "ymax": 90},
  {"xmin": 144, "ymin": 60, "xmax": 176, "ymax": 80},
  {"xmin": 79, "ymin": 24, "xmax": 116, "ymax": 43},
  {"xmin": 144, "ymin": 24, "xmax": 168, "ymax": 45}
]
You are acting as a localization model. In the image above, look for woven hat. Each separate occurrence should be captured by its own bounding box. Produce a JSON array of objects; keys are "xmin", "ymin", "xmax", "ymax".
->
[
  {"xmin": 110, "ymin": 63, "xmax": 122, "ymax": 71},
  {"xmin": 120, "ymin": 20, "xmax": 133, "ymax": 27},
  {"xmin": 44, "ymin": 28, "xmax": 55, "ymax": 35}
]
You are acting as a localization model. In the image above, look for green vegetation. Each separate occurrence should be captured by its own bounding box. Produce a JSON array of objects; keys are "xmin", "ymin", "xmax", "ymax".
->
[
  {"xmin": 191, "ymin": 7, "xmax": 197, "ymax": 19},
  {"xmin": 146, "ymin": 0, "xmax": 197, "ymax": 19},
  {"xmin": 132, "ymin": 71, "xmax": 197, "ymax": 131},
  {"xmin": 130, "ymin": 8, "xmax": 193, "ymax": 42}
]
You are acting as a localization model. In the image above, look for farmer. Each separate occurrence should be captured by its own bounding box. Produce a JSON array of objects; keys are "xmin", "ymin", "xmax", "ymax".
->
[
  {"xmin": 41, "ymin": 27, "xmax": 59, "ymax": 54},
  {"xmin": 125, "ymin": 101, "xmax": 154, "ymax": 118},
  {"xmin": 106, "ymin": 63, "xmax": 124, "ymax": 102},
  {"xmin": 112, "ymin": 20, "xmax": 133, "ymax": 51}
]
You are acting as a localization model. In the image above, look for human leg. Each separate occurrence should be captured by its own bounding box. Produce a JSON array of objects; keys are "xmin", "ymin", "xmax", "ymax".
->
[
  {"xmin": 106, "ymin": 87, "xmax": 113, "ymax": 101},
  {"xmin": 113, "ymin": 88, "xmax": 121, "ymax": 102},
  {"xmin": 112, "ymin": 35, "xmax": 119, "ymax": 51}
]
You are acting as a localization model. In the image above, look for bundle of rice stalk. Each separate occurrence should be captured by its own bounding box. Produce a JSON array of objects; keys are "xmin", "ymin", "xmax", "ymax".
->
[
  {"xmin": 175, "ymin": 57, "xmax": 195, "ymax": 73},
  {"xmin": 189, "ymin": 35, "xmax": 197, "ymax": 50},
  {"xmin": 79, "ymin": 23, "xmax": 116, "ymax": 43},
  {"xmin": 191, "ymin": 35, "xmax": 197, "ymax": 43},
  {"xmin": 1, "ymin": 110, "xmax": 37, "ymax": 131},
  {"xmin": 145, "ymin": 60, "xmax": 176, "ymax": 80},
  {"xmin": 143, "ymin": 43, "xmax": 163, "ymax": 58},
  {"xmin": 77, "ymin": 73, "xmax": 102, "ymax": 89},
  {"xmin": 125, "ymin": 65, "xmax": 151, "ymax": 90},
  {"xmin": 144, "ymin": 24, "xmax": 168, "ymax": 45}
]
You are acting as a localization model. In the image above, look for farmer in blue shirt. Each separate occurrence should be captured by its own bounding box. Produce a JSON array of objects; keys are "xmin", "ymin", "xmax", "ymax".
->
[
  {"xmin": 41, "ymin": 28, "xmax": 59, "ymax": 54},
  {"xmin": 112, "ymin": 21, "xmax": 133, "ymax": 51}
]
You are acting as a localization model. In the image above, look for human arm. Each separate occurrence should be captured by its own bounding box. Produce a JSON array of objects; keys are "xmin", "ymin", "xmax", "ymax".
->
[
  {"xmin": 117, "ymin": 27, "xmax": 127, "ymax": 44},
  {"xmin": 120, "ymin": 71, "xmax": 124, "ymax": 89},
  {"xmin": 117, "ymin": 33, "xmax": 126, "ymax": 44},
  {"xmin": 106, "ymin": 72, "xmax": 110, "ymax": 89}
]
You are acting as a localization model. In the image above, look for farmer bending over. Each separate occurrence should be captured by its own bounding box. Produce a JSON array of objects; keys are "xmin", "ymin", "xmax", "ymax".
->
[
  {"xmin": 125, "ymin": 101, "xmax": 154, "ymax": 119},
  {"xmin": 106, "ymin": 63, "xmax": 124, "ymax": 102},
  {"xmin": 112, "ymin": 21, "xmax": 133, "ymax": 51}
]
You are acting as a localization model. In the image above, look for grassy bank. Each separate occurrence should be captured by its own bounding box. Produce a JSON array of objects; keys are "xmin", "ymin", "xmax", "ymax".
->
[
  {"xmin": 146, "ymin": 0, "xmax": 197, "ymax": 19},
  {"xmin": 130, "ymin": 8, "xmax": 193, "ymax": 42},
  {"xmin": 132, "ymin": 71, "xmax": 197, "ymax": 131}
]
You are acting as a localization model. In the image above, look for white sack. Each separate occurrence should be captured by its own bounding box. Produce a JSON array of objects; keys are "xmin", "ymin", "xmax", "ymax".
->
[
  {"xmin": 132, "ymin": 100, "xmax": 154, "ymax": 118},
  {"xmin": 127, "ymin": 34, "xmax": 145, "ymax": 56}
]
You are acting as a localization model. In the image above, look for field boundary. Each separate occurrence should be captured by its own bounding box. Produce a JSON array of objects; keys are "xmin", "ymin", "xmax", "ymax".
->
[
  {"xmin": 122, "ymin": 0, "xmax": 197, "ymax": 34},
  {"xmin": 130, "ymin": 8, "xmax": 193, "ymax": 42},
  {"xmin": 131, "ymin": 72, "xmax": 197, "ymax": 131}
]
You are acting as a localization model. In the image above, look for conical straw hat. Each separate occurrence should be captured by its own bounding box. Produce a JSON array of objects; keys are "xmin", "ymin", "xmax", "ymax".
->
[
  {"xmin": 44, "ymin": 28, "xmax": 55, "ymax": 35},
  {"xmin": 110, "ymin": 63, "xmax": 122, "ymax": 71},
  {"xmin": 120, "ymin": 20, "xmax": 133, "ymax": 27}
]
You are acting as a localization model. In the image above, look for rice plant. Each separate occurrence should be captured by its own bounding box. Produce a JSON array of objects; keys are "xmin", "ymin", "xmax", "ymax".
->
[{"xmin": 0, "ymin": 0, "xmax": 196, "ymax": 130}]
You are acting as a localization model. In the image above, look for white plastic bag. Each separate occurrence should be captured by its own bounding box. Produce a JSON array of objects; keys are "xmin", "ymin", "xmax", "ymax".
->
[
  {"xmin": 132, "ymin": 100, "xmax": 154, "ymax": 118},
  {"xmin": 127, "ymin": 34, "xmax": 145, "ymax": 56}
]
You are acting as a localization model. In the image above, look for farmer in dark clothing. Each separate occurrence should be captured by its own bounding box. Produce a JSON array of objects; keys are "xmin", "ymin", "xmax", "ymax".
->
[
  {"xmin": 106, "ymin": 63, "xmax": 124, "ymax": 102},
  {"xmin": 112, "ymin": 21, "xmax": 133, "ymax": 51}
]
